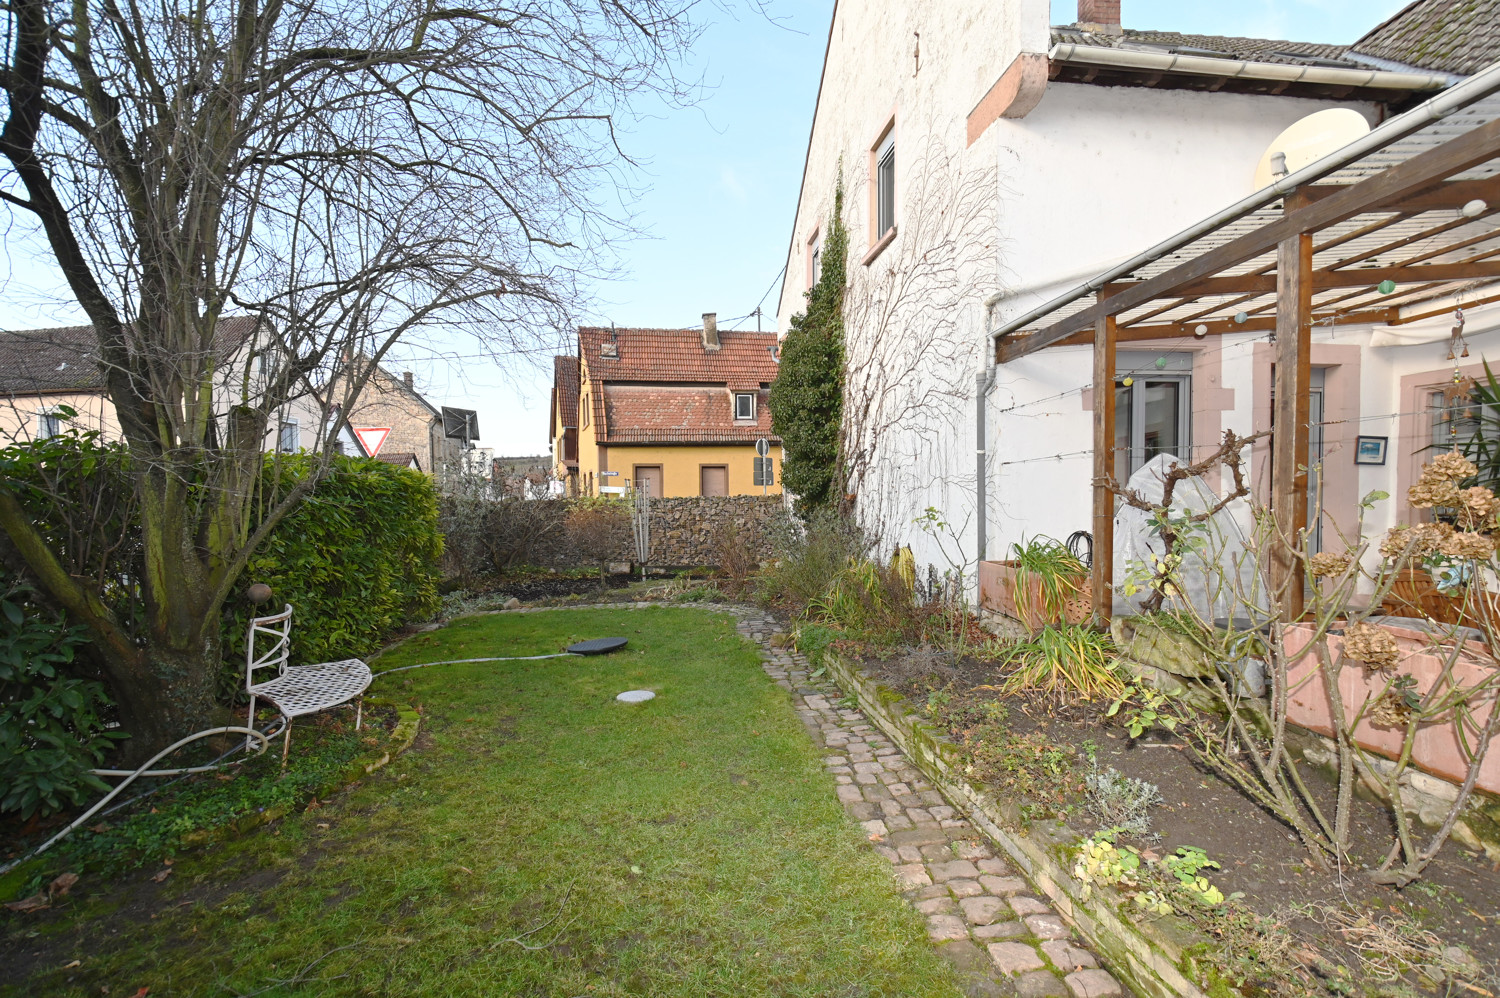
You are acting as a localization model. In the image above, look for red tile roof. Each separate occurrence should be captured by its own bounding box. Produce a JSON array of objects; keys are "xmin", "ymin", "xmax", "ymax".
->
[
  {"xmin": 551, "ymin": 355, "xmax": 579, "ymax": 433},
  {"xmin": 601, "ymin": 385, "xmax": 777, "ymax": 444},
  {"xmin": 578, "ymin": 326, "xmax": 780, "ymax": 444}
]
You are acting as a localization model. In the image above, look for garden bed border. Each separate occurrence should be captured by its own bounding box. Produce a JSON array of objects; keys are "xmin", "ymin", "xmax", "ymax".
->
[{"xmin": 825, "ymin": 649, "xmax": 1213, "ymax": 998}]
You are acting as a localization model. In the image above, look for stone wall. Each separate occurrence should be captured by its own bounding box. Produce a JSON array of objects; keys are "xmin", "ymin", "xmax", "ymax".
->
[
  {"xmin": 644, "ymin": 495, "xmax": 786, "ymax": 567},
  {"xmin": 444, "ymin": 494, "xmax": 788, "ymax": 577}
]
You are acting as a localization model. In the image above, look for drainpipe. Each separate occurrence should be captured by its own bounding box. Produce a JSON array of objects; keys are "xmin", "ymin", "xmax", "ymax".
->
[
  {"xmin": 976, "ymin": 369, "xmax": 991, "ymax": 567},
  {"xmin": 976, "ymin": 300, "xmax": 997, "ymax": 569}
]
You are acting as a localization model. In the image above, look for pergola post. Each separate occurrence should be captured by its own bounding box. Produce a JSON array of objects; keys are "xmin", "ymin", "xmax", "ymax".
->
[
  {"xmin": 1271, "ymin": 230, "xmax": 1313, "ymax": 621},
  {"xmin": 1091, "ymin": 314, "xmax": 1116, "ymax": 623}
]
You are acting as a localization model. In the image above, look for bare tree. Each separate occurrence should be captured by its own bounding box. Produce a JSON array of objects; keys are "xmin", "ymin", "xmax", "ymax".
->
[
  {"xmin": 840, "ymin": 139, "xmax": 997, "ymax": 557},
  {"xmin": 0, "ymin": 0, "xmax": 726, "ymax": 755}
]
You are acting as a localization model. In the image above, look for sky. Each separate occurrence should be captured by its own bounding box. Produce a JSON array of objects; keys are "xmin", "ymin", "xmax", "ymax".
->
[{"xmin": 0, "ymin": 0, "xmax": 1418, "ymax": 457}]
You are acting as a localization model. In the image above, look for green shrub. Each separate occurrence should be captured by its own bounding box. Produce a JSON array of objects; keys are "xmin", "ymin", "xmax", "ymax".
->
[
  {"xmin": 222, "ymin": 455, "xmax": 442, "ymax": 683},
  {"xmin": 770, "ymin": 180, "xmax": 847, "ymax": 516},
  {"xmin": 757, "ymin": 508, "xmax": 868, "ymax": 610},
  {"xmin": 0, "ymin": 581, "xmax": 122, "ymax": 818}
]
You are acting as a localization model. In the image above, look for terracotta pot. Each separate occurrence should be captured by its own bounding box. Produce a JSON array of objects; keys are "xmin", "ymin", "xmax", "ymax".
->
[
  {"xmin": 978, "ymin": 560, "xmax": 1090, "ymax": 631},
  {"xmin": 1283, "ymin": 621, "xmax": 1500, "ymax": 795}
]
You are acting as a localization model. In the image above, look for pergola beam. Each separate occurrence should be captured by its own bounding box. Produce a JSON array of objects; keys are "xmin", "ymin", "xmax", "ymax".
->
[
  {"xmin": 1270, "ymin": 232, "xmax": 1313, "ymax": 621},
  {"xmin": 1032, "ymin": 306, "xmax": 1399, "ymax": 348},
  {"xmin": 1091, "ymin": 314, "xmax": 1116, "ymax": 623},
  {"xmin": 1289, "ymin": 173, "xmax": 1500, "ymax": 214},
  {"xmin": 1103, "ymin": 259, "xmax": 1500, "ymax": 299},
  {"xmin": 997, "ymin": 115, "xmax": 1500, "ymax": 364}
]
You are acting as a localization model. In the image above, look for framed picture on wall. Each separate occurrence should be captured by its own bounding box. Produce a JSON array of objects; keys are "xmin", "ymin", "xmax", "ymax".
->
[{"xmin": 1355, "ymin": 435, "xmax": 1388, "ymax": 466}]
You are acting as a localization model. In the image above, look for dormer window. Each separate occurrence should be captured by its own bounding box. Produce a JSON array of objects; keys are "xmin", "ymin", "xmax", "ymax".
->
[{"xmin": 734, "ymin": 392, "xmax": 756, "ymax": 421}]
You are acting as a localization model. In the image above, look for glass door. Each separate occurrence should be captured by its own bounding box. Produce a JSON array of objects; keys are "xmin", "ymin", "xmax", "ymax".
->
[{"xmin": 1114, "ymin": 364, "xmax": 1192, "ymax": 478}]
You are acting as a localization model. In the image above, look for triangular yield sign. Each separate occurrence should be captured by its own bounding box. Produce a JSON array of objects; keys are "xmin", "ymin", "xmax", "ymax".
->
[{"xmin": 354, "ymin": 426, "xmax": 391, "ymax": 457}]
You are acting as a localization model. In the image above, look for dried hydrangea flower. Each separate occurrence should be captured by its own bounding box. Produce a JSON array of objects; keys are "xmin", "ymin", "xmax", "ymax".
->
[
  {"xmin": 1369, "ymin": 690, "xmax": 1415, "ymax": 728},
  {"xmin": 1380, "ymin": 526, "xmax": 1411, "ymax": 559},
  {"xmin": 1426, "ymin": 451, "xmax": 1478, "ymax": 483},
  {"xmin": 1307, "ymin": 552, "xmax": 1351, "ymax": 578},
  {"xmin": 1343, "ymin": 622, "xmax": 1401, "ymax": 671},
  {"xmin": 1408, "ymin": 479, "xmax": 1462, "ymax": 510},
  {"xmin": 1439, "ymin": 531, "xmax": 1495, "ymax": 561},
  {"xmin": 1458, "ymin": 486, "xmax": 1499, "ymax": 529}
]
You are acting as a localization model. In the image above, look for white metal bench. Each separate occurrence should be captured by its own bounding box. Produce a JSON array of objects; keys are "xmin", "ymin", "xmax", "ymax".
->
[{"xmin": 245, "ymin": 604, "xmax": 372, "ymax": 763}]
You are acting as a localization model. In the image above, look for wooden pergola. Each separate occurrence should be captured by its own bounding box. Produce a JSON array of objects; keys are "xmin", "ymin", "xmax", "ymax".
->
[{"xmin": 990, "ymin": 69, "xmax": 1500, "ymax": 623}]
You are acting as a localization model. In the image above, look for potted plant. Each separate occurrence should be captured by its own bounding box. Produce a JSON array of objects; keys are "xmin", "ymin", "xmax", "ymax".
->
[{"xmin": 979, "ymin": 536, "xmax": 1090, "ymax": 631}]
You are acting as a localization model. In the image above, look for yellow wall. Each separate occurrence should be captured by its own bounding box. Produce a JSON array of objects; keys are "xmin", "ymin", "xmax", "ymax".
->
[{"xmin": 594, "ymin": 442, "xmax": 781, "ymax": 497}]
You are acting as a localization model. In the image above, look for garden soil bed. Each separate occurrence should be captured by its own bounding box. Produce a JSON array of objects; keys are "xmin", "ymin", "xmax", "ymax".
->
[{"xmin": 851, "ymin": 644, "xmax": 1500, "ymax": 990}]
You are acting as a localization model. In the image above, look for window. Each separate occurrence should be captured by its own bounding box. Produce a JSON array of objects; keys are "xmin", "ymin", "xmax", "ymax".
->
[
  {"xmin": 278, "ymin": 418, "xmax": 300, "ymax": 452},
  {"xmin": 876, "ymin": 131, "xmax": 896, "ymax": 238},
  {"xmin": 36, "ymin": 410, "xmax": 62, "ymax": 439},
  {"xmin": 1113, "ymin": 353, "xmax": 1191, "ymax": 477},
  {"xmin": 734, "ymin": 392, "xmax": 756, "ymax": 420},
  {"xmin": 810, "ymin": 237, "xmax": 822, "ymax": 286}
]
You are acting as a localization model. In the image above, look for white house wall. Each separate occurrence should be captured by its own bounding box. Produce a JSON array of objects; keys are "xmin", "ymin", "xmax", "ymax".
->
[{"xmin": 778, "ymin": 1, "xmax": 1402, "ymax": 582}]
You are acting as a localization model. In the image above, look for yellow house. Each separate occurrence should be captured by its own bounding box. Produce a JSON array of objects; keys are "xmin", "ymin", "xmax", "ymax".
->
[
  {"xmin": 568, "ymin": 315, "xmax": 782, "ymax": 497},
  {"xmin": 549, "ymin": 355, "xmax": 580, "ymax": 493}
]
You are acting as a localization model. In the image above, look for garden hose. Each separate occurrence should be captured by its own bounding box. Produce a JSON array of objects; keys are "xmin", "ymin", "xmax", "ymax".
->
[
  {"xmin": 7, "ymin": 646, "xmax": 615, "ymax": 877},
  {"xmin": 0, "ymin": 723, "xmax": 278, "ymax": 876},
  {"xmin": 370, "ymin": 652, "xmax": 580, "ymax": 679}
]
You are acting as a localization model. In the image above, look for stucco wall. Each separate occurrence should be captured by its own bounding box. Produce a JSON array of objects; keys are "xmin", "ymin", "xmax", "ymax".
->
[
  {"xmin": 0, "ymin": 391, "xmax": 121, "ymax": 445},
  {"xmin": 774, "ymin": 1, "xmax": 1389, "ymax": 583},
  {"xmin": 600, "ymin": 443, "xmax": 782, "ymax": 497}
]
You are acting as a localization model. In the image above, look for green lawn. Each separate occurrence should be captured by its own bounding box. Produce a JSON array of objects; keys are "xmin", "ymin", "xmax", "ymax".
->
[{"xmin": 4, "ymin": 607, "xmax": 961, "ymax": 997}]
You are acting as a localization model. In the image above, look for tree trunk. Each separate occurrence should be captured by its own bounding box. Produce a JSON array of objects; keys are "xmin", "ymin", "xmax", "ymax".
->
[{"xmin": 98, "ymin": 642, "xmax": 221, "ymax": 766}]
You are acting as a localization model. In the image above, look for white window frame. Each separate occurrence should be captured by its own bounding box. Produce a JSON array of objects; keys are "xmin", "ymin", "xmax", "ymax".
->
[
  {"xmin": 734, "ymin": 392, "xmax": 756, "ymax": 421},
  {"xmin": 278, "ymin": 418, "xmax": 301, "ymax": 452},
  {"xmin": 1114, "ymin": 352, "xmax": 1192, "ymax": 477},
  {"xmin": 875, "ymin": 132, "xmax": 896, "ymax": 239},
  {"xmin": 36, "ymin": 408, "xmax": 63, "ymax": 439}
]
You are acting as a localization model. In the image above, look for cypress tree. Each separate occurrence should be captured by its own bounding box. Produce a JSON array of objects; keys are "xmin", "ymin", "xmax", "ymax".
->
[{"xmin": 770, "ymin": 181, "xmax": 847, "ymax": 516}]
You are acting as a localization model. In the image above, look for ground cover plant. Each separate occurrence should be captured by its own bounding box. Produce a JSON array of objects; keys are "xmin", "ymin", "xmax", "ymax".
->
[
  {"xmin": 1, "ymin": 705, "xmax": 394, "ymax": 893},
  {"xmin": 0, "ymin": 607, "xmax": 963, "ymax": 998},
  {"xmin": 860, "ymin": 652, "xmax": 1500, "ymax": 996}
]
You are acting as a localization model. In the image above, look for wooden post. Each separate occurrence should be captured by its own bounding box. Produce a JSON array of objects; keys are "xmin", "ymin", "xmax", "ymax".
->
[
  {"xmin": 1271, "ymin": 231, "xmax": 1313, "ymax": 621},
  {"xmin": 1091, "ymin": 314, "xmax": 1117, "ymax": 623}
]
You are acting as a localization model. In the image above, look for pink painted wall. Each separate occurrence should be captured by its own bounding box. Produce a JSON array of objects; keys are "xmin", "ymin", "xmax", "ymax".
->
[{"xmin": 1284, "ymin": 622, "xmax": 1500, "ymax": 795}]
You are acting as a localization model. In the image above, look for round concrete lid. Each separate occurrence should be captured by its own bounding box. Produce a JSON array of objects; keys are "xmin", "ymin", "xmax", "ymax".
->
[
  {"xmin": 616, "ymin": 690, "xmax": 655, "ymax": 703},
  {"xmin": 567, "ymin": 637, "xmax": 628, "ymax": 655}
]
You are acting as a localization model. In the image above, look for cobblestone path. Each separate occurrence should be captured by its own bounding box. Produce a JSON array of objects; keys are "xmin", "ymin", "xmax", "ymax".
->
[{"xmin": 732, "ymin": 607, "xmax": 1128, "ymax": 998}]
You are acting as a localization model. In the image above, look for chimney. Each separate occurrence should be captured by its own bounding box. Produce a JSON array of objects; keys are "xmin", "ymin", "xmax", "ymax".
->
[
  {"xmin": 403, "ymin": 371, "xmax": 414, "ymax": 390},
  {"xmin": 701, "ymin": 312, "xmax": 720, "ymax": 351},
  {"xmin": 1077, "ymin": 0, "xmax": 1121, "ymax": 34}
]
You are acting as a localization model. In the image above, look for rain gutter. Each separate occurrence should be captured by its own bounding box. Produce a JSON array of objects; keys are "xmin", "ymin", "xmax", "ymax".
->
[
  {"xmin": 989, "ymin": 58, "xmax": 1500, "ymax": 345},
  {"xmin": 1047, "ymin": 43, "xmax": 1454, "ymax": 93}
]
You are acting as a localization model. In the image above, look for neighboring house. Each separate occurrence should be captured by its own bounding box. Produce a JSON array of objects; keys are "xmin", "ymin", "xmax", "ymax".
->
[
  {"xmin": 569, "ymin": 315, "xmax": 781, "ymax": 497},
  {"xmin": 0, "ymin": 317, "xmax": 352, "ymax": 453},
  {"xmin": 549, "ymin": 354, "xmax": 580, "ymax": 493},
  {"xmin": 328, "ymin": 359, "xmax": 469, "ymax": 476},
  {"xmin": 776, "ymin": 0, "xmax": 1495, "ymax": 581}
]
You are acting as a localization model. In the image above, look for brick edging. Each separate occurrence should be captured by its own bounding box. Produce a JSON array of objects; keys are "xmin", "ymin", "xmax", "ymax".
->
[{"xmin": 821, "ymin": 649, "xmax": 1211, "ymax": 998}]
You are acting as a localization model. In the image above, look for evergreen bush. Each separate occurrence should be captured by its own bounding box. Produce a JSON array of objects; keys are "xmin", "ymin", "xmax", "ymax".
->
[
  {"xmin": 771, "ymin": 180, "xmax": 847, "ymax": 516},
  {"xmin": 222, "ymin": 454, "xmax": 443, "ymax": 684}
]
